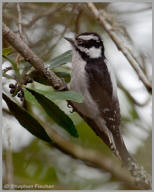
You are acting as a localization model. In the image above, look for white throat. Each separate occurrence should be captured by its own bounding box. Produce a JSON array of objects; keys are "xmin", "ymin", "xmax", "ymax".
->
[{"xmin": 78, "ymin": 46, "xmax": 102, "ymax": 59}]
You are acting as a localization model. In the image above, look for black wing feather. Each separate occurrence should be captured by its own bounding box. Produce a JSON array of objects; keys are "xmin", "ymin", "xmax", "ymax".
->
[
  {"xmin": 85, "ymin": 59, "xmax": 121, "ymax": 133},
  {"xmin": 85, "ymin": 59, "xmax": 135, "ymax": 165}
]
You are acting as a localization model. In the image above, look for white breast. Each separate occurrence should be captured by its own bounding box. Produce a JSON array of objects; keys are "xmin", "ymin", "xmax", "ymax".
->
[{"xmin": 70, "ymin": 49, "xmax": 100, "ymax": 118}]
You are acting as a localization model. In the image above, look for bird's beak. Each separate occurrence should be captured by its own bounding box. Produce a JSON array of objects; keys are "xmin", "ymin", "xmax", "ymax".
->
[{"xmin": 64, "ymin": 37, "xmax": 75, "ymax": 45}]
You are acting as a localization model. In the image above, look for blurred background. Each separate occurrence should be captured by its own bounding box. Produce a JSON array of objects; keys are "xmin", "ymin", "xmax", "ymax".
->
[{"xmin": 2, "ymin": 2, "xmax": 152, "ymax": 190}]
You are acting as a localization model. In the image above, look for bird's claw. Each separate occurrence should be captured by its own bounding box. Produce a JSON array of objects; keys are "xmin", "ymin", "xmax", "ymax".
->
[{"xmin": 67, "ymin": 101, "xmax": 75, "ymax": 113}]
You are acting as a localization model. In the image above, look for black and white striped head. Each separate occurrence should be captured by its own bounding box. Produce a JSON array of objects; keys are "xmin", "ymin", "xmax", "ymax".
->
[{"xmin": 65, "ymin": 32, "xmax": 105, "ymax": 61}]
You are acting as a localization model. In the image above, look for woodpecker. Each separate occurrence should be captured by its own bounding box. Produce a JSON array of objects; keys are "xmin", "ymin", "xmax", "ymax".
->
[{"xmin": 65, "ymin": 32, "xmax": 134, "ymax": 166}]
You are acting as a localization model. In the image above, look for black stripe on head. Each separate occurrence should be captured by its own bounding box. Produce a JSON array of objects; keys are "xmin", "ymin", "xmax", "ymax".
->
[
  {"xmin": 76, "ymin": 32, "xmax": 104, "ymax": 49},
  {"xmin": 75, "ymin": 46, "xmax": 105, "ymax": 62},
  {"xmin": 74, "ymin": 32, "xmax": 105, "ymax": 61}
]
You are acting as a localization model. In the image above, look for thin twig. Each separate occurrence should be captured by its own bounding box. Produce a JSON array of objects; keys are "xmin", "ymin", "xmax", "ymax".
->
[
  {"xmin": 75, "ymin": 8, "xmax": 82, "ymax": 34},
  {"xmin": 2, "ymin": 65, "xmax": 15, "ymax": 79},
  {"xmin": 16, "ymin": 3, "xmax": 26, "ymax": 43},
  {"xmin": 40, "ymin": 26, "xmax": 68, "ymax": 59},
  {"xmin": 23, "ymin": 4, "xmax": 66, "ymax": 28},
  {"xmin": 118, "ymin": 80, "xmax": 151, "ymax": 107},
  {"xmin": 16, "ymin": 3, "xmax": 27, "ymax": 74},
  {"xmin": 86, "ymin": 3, "xmax": 152, "ymax": 94},
  {"xmin": 2, "ymin": 66, "xmax": 13, "ymax": 74},
  {"xmin": 40, "ymin": 5, "xmax": 76, "ymax": 60},
  {"xmin": 2, "ymin": 71, "xmax": 15, "ymax": 80},
  {"xmin": 15, "ymin": 54, "xmax": 20, "ymax": 68}
]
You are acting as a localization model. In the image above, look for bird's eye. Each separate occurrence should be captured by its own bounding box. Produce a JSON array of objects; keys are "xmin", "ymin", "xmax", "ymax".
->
[{"xmin": 77, "ymin": 39, "xmax": 83, "ymax": 45}]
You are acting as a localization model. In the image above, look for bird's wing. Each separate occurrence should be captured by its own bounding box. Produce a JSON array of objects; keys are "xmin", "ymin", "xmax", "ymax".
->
[
  {"xmin": 85, "ymin": 59, "xmax": 121, "ymax": 133},
  {"xmin": 85, "ymin": 59, "xmax": 135, "ymax": 165}
]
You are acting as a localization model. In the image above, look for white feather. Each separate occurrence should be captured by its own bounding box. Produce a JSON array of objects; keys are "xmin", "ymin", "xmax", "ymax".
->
[
  {"xmin": 70, "ymin": 48, "xmax": 100, "ymax": 118},
  {"xmin": 78, "ymin": 46, "xmax": 102, "ymax": 59},
  {"xmin": 78, "ymin": 35, "xmax": 99, "ymax": 41}
]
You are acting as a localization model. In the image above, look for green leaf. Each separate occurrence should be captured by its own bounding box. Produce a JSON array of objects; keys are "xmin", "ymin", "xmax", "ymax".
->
[
  {"xmin": 30, "ymin": 70, "xmax": 71, "ymax": 85},
  {"xmin": 55, "ymin": 71, "xmax": 71, "ymax": 83},
  {"xmin": 2, "ymin": 47, "xmax": 13, "ymax": 56},
  {"xmin": 23, "ymin": 88, "xmax": 39, "ymax": 105},
  {"xmin": 3, "ymin": 55, "xmax": 20, "ymax": 80},
  {"xmin": 29, "ymin": 70, "xmax": 49, "ymax": 85},
  {"xmin": 27, "ymin": 87, "xmax": 84, "ymax": 103},
  {"xmin": 48, "ymin": 50, "xmax": 72, "ymax": 69},
  {"xmin": 27, "ymin": 88, "xmax": 78, "ymax": 138},
  {"xmin": 52, "ymin": 66, "xmax": 71, "ymax": 83},
  {"xmin": 2, "ymin": 93, "xmax": 51, "ymax": 142}
]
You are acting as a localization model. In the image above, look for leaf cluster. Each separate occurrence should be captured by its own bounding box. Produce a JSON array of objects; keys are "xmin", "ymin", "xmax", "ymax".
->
[{"xmin": 3, "ymin": 49, "xmax": 83, "ymax": 141}]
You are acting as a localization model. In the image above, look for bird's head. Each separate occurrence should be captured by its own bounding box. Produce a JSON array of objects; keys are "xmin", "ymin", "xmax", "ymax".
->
[{"xmin": 65, "ymin": 32, "xmax": 105, "ymax": 61}]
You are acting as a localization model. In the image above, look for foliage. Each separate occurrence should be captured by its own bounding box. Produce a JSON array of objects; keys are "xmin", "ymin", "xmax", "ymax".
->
[
  {"xmin": 2, "ymin": 93, "xmax": 52, "ymax": 142},
  {"xmin": 26, "ymin": 88, "xmax": 78, "ymax": 137},
  {"xmin": 2, "ymin": 2, "xmax": 152, "ymax": 190},
  {"xmin": 26, "ymin": 87, "xmax": 83, "ymax": 103},
  {"xmin": 2, "ymin": 47, "xmax": 13, "ymax": 56},
  {"xmin": 49, "ymin": 50, "xmax": 72, "ymax": 69}
]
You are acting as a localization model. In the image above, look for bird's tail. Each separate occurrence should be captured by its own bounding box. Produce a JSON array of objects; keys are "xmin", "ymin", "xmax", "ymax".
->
[
  {"xmin": 113, "ymin": 131, "xmax": 152, "ymax": 188},
  {"xmin": 112, "ymin": 130, "xmax": 136, "ymax": 167},
  {"xmin": 70, "ymin": 102, "xmax": 152, "ymax": 188},
  {"xmin": 77, "ymin": 110, "xmax": 135, "ymax": 166}
]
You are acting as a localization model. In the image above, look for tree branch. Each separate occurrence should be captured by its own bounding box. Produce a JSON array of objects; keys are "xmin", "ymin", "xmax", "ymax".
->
[
  {"xmin": 3, "ymin": 109, "xmax": 142, "ymax": 189},
  {"xmin": 31, "ymin": 117, "xmax": 144, "ymax": 190},
  {"xmin": 86, "ymin": 2, "xmax": 152, "ymax": 94},
  {"xmin": 2, "ymin": 23, "xmax": 66, "ymax": 91},
  {"xmin": 117, "ymin": 80, "xmax": 151, "ymax": 107}
]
